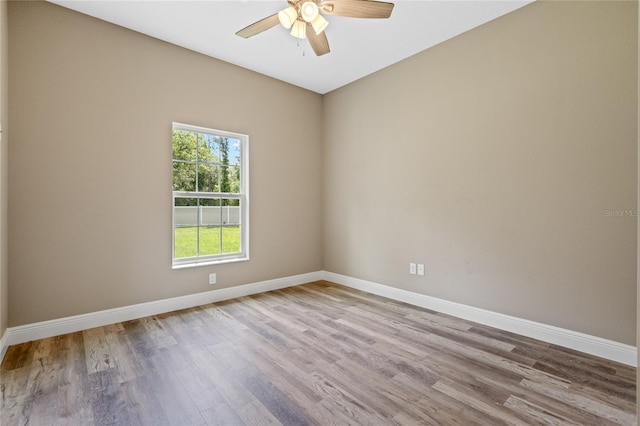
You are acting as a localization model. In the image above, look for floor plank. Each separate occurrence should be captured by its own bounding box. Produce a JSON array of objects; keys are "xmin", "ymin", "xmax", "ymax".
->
[{"xmin": 1, "ymin": 281, "xmax": 636, "ymax": 425}]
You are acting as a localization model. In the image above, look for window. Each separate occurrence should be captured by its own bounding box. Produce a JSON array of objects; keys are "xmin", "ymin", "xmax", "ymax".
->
[{"xmin": 172, "ymin": 123, "xmax": 248, "ymax": 268}]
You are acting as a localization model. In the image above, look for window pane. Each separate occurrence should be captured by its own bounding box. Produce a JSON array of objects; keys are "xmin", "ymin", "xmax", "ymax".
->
[
  {"xmin": 174, "ymin": 227, "xmax": 198, "ymax": 258},
  {"xmin": 199, "ymin": 134, "xmax": 219, "ymax": 165},
  {"xmin": 172, "ymin": 130, "xmax": 197, "ymax": 161},
  {"xmin": 174, "ymin": 197, "xmax": 198, "ymax": 258},
  {"xmin": 227, "ymin": 165, "xmax": 240, "ymax": 193},
  {"xmin": 199, "ymin": 198, "xmax": 219, "ymax": 225},
  {"xmin": 199, "ymin": 198, "xmax": 220, "ymax": 256},
  {"xmin": 199, "ymin": 225, "xmax": 221, "ymax": 256},
  {"xmin": 197, "ymin": 163, "xmax": 219, "ymax": 192},
  {"xmin": 228, "ymin": 138, "xmax": 241, "ymax": 166},
  {"xmin": 173, "ymin": 161, "xmax": 196, "ymax": 191},
  {"xmin": 221, "ymin": 200, "xmax": 241, "ymax": 254},
  {"xmin": 221, "ymin": 225, "xmax": 240, "ymax": 254},
  {"xmin": 219, "ymin": 165, "xmax": 233, "ymax": 193}
]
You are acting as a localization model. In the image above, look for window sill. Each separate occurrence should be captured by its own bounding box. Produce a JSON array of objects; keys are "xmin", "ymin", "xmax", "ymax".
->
[{"xmin": 172, "ymin": 256, "xmax": 249, "ymax": 270}]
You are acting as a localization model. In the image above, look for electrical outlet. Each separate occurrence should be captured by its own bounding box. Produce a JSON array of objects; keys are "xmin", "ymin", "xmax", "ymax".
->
[
  {"xmin": 209, "ymin": 273, "xmax": 217, "ymax": 285},
  {"xmin": 417, "ymin": 264, "xmax": 425, "ymax": 276},
  {"xmin": 409, "ymin": 263, "xmax": 417, "ymax": 275}
]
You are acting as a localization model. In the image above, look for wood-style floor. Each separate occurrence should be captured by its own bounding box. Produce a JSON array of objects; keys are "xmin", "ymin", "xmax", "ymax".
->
[{"xmin": 1, "ymin": 281, "xmax": 636, "ymax": 425}]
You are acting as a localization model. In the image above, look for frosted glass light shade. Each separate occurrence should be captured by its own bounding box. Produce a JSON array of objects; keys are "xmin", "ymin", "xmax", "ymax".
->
[
  {"xmin": 278, "ymin": 6, "xmax": 297, "ymax": 29},
  {"xmin": 290, "ymin": 20, "xmax": 307, "ymax": 39},
  {"xmin": 311, "ymin": 14, "xmax": 328, "ymax": 35},
  {"xmin": 300, "ymin": 1, "xmax": 319, "ymax": 23}
]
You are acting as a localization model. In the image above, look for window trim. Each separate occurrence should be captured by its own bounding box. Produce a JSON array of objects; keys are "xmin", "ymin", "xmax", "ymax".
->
[{"xmin": 171, "ymin": 122, "xmax": 249, "ymax": 269}]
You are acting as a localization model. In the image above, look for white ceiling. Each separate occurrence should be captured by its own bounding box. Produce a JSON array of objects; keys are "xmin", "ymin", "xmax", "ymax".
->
[{"xmin": 49, "ymin": 0, "xmax": 534, "ymax": 94}]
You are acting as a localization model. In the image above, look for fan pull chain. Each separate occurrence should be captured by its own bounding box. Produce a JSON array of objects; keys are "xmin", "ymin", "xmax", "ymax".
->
[{"xmin": 296, "ymin": 38, "xmax": 306, "ymax": 57}]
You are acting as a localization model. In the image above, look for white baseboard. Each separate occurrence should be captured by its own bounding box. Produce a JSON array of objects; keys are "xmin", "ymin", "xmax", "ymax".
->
[
  {"xmin": 2, "ymin": 270, "xmax": 636, "ymax": 368},
  {"xmin": 0, "ymin": 328, "xmax": 8, "ymax": 362},
  {"xmin": 323, "ymin": 271, "xmax": 637, "ymax": 367},
  {"xmin": 0, "ymin": 271, "xmax": 323, "ymax": 360}
]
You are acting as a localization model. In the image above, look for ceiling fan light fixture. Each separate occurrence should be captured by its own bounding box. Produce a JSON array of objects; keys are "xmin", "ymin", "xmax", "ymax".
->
[
  {"xmin": 236, "ymin": 0, "xmax": 395, "ymax": 57},
  {"xmin": 300, "ymin": 1, "xmax": 319, "ymax": 23},
  {"xmin": 310, "ymin": 14, "xmax": 328, "ymax": 34},
  {"xmin": 290, "ymin": 20, "xmax": 307, "ymax": 39},
  {"xmin": 278, "ymin": 6, "xmax": 297, "ymax": 29}
]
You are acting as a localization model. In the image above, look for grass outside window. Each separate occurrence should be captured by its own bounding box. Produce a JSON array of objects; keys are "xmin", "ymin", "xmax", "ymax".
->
[{"xmin": 174, "ymin": 226, "xmax": 240, "ymax": 259}]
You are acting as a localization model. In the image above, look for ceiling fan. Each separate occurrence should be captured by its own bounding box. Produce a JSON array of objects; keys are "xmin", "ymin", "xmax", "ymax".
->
[{"xmin": 236, "ymin": 0, "xmax": 394, "ymax": 56}]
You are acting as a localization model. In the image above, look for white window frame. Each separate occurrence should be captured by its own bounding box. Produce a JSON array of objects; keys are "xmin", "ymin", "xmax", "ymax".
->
[{"xmin": 172, "ymin": 122, "xmax": 249, "ymax": 269}]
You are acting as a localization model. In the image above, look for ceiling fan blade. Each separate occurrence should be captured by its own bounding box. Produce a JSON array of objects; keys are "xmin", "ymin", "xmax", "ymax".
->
[
  {"xmin": 319, "ymin": 0, "xmax": 394, "ymax": 18},
  {"xmin": 236, "ymin": 13, "xmax": 280, "ymax": 38},
  {"xmin": 307, "ymin": 29, "xmax": 330, "ymax": 56}
]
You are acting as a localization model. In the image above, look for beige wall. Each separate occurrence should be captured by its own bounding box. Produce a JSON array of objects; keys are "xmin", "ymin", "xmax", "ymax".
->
[
  {"xmin": 0, "ymin": 0, "xmax": 7, "ymax": 339},
  {"xmin": 6, "ymin": 0, "xmax": 638, "ymax": 349},
  {"xmin": 323, "ymin": 0, "xmax": 638, "ymax": 345},
  {"xmin": 8, "ymin": 1, "xmax": 323, "ymax": 326}
]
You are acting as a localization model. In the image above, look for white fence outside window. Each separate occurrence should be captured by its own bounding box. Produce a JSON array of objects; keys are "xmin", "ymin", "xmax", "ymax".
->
[{"xmin": 174, "ymin": 206, "xmax": 241, "ymax": 227}]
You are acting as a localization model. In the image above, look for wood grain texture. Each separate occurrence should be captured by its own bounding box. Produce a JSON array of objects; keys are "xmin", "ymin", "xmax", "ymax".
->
[{"xmin": 1, "ymin": 281, "xmax": 636, "ymax": 425}]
